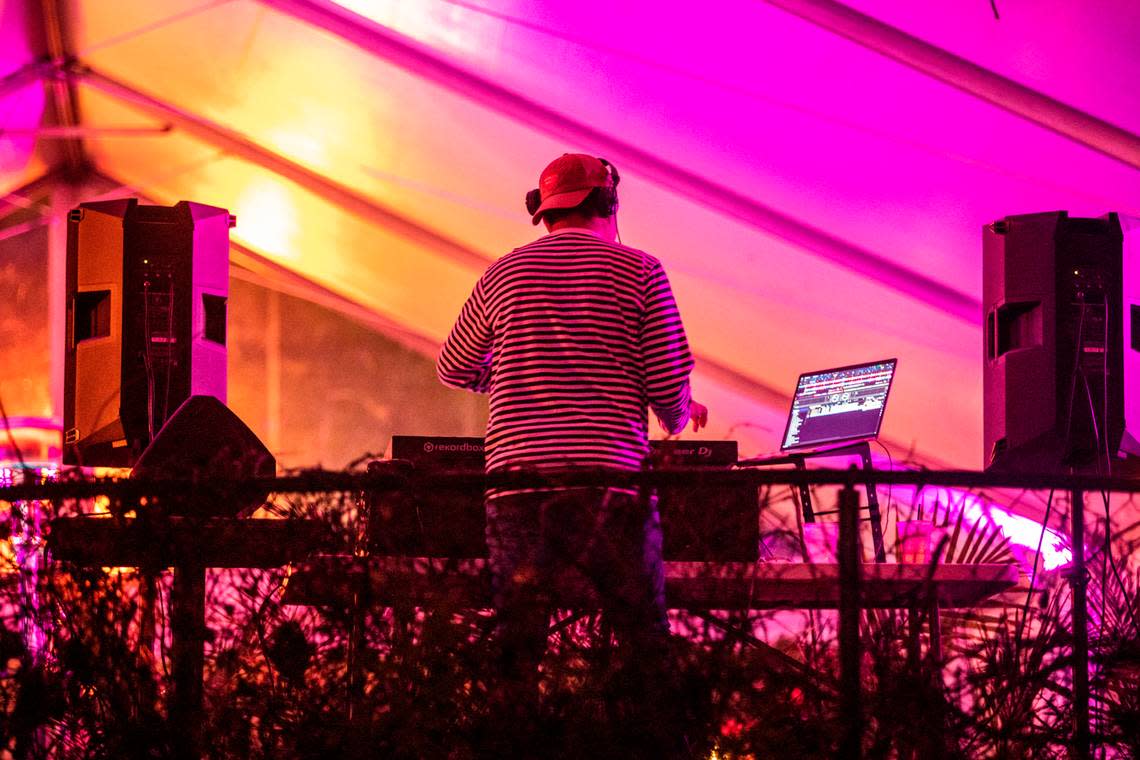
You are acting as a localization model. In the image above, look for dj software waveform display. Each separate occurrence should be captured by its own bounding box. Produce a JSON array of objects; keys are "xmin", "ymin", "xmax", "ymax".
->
[{"xmin": 782, "ymin": 360, "xmax": 896, "ymax": 450}]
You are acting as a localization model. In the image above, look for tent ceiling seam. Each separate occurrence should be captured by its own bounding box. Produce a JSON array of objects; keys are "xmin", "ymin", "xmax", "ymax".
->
[
  {"xmin": 75, "ymin": 0, "xmax": 238, "ymax": 57},
  {"xmin": 254, "ymin": 0, "xmax": 980, "ymax": 323},
  {"xmin": 96, "ymin": 170, "xmax": 446, "ymax": 362},
  {"xmin": 229, "ymin": 240, "xmax": 442, "ymax": 357},
  {"xmin": 54, "ymin": 61, "xmax": 493, "ymax": 273},
  {"xmin": 433, "ymin": 0, "xmax": 1137, "ymax": 212}
]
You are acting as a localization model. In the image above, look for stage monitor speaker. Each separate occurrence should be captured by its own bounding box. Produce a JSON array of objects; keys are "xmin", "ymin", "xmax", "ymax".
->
[
  {"xmin": 64, "ymin": 199, "xmax": 234, "ymax": 467},
  {"xmin": 983, "ymin": 210, "xmax": 1137, "ymax": 474},
  {"xmin": 132, "ymin": 395, "xmax": 275, "ymax": 517}
]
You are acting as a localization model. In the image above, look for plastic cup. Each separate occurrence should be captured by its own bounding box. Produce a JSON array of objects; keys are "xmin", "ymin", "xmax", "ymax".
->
[{"xmin": 896, "ymin": 520, "xmax": 933, "ymax": 564}]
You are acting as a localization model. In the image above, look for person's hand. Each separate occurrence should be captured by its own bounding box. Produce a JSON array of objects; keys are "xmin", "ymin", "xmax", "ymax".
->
[
  {"xmin": 654, "ymin": 400, "xmax": 709, "ymax": 434},
  {"xmin": 689, "ymin": 400, "xmax": 708, "ymax": 432}
]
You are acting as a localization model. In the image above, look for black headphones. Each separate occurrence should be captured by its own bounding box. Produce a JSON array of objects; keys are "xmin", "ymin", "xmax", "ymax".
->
[{"xmin": 526, "ymin": 157, "xmax": 620, "ymax": 218}]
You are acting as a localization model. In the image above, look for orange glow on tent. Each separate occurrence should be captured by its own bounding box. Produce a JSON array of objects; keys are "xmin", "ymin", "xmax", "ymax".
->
[{"xmin": 233, "ymin": 179, "xmax": 300, "ymax": 261}]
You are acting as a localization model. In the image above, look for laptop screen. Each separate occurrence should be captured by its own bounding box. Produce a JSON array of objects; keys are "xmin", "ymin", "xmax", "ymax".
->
[{"xmin": 780, "ymin": 359, "xmax": 897, "ymax": 451}]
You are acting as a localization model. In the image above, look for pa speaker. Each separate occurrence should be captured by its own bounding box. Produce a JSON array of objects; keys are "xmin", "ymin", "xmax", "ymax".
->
[
  {"xmin": 983, "ymin": 211, "xmax": 1136, "ymax": 474},
  {"xmin": 64, "ymin": 199, "xmax": 233, "ymax": 466},
  {"xmin": 132, "ymin": 396, "xmax": 275, "ymax": 517}
]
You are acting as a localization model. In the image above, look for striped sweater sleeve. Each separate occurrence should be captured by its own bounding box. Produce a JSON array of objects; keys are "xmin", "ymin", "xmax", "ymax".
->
[
  {"xmin": 642, "ymin": 260, "xmax": 693, "ymax": 434},
  {"xmin": 436, "ymin": 278, "xmax": 493, "ymax": 393}
]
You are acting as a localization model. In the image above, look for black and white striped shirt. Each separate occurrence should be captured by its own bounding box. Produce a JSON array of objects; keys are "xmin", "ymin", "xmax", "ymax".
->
[{"xmin": 437, "ymin": 230, "xmax": 693, "ymax": 473}]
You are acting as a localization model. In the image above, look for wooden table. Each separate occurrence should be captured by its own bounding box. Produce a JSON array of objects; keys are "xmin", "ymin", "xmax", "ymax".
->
[
  {"xmin": 282, "ymin": 555, "xmax": 1019, "ymax": 611},
  {"xmin": 283, "ymin": 555, "xmax": 1018, "ymax": 701}
]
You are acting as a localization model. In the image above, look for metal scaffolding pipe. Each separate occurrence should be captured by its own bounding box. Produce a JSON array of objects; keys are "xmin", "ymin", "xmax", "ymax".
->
[
  {"xmin": 0, "ymin": 124, "xmax": 172, "ymax": 137},
  {"xmin": 837, "ymin": 482, "xmax": 863, "ymax": 757},
  {"xmin": 0, "ymin": 62, "xmax": 46, "ymax": 98},
  {"xmin": 39, "ymin": 0, "xmax": 87, "ymax": 175},
  {"xmin": 1068, "ymin": 488, "xmax": 1091, "ymax": 759}
]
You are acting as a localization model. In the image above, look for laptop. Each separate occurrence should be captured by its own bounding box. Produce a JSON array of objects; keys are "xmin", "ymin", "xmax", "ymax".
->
[
  {"xmin": 779, "ymin": 358, "xmax": 897, "ymax": 455},
  {"xmin": 741, "ymin": 359, "xmax": 897, "ymax": 465}
]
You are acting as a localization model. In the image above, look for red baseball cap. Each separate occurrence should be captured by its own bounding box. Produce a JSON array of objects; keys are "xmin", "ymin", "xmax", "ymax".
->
[{"xmin": 531, "ymin": 153, "xmax": 611, "ymax": 225}]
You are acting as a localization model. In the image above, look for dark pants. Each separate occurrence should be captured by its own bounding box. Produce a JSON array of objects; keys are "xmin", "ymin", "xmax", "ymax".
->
[
  {"xmin": 485, "ymin": 486, "xmax": 668, "ymax": 681},
  {"xmin": 484, "ymin": 488, "xmax": 692, "ymax": 757}
]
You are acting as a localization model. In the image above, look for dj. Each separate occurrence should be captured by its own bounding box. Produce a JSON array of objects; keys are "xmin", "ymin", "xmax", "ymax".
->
[{"xmin": 437, "ymin": 153, "xmax": 707, "ymax": 736}]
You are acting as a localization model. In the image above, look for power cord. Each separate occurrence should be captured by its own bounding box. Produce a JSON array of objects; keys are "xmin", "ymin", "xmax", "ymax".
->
[
  {"xmin": 871, "ymin": 439, "xmax": 895, "ymax": 532},
  {"xmin": 1075, "ymin": 297, "xmax": 1136, "ymax": 642},
  {"xmin": 143, "ymin": 281, "xmax": 157, "ymax": 441},
  {"xmin": 1013, "ymin": 488, "xmax": 1055, "ymax": 656},
  {"xmin": 1061, "ymin": 301, "xmax": 1088, "ymax": 458},
  {"xmin": 1099, "ymin": 489, "xmax": 1139, "ymax": 634},
  {"xmin": 161, "ymin": 280, "xmax": 174, "ymax": 427},
  {"xmin": 1080, "ymin": 370, "xmax": 1112, "ymax": 645},
  {"xmin": 1100, "ymin": 295, "xmax": 1112, "ymax": 479}
]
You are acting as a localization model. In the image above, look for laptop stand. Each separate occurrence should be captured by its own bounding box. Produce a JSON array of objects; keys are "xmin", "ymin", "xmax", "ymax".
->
[{"xmin": 741, "ymin": 440, "xmax": 887, "ymax": 563}]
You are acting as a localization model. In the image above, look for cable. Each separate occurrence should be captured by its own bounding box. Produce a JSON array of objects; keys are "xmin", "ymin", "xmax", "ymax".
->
[
  {"xmin": 161, "ymin": 280, "xmax": 175, "ymax": 428},
  {"xmin": 724, "ymin": 421, "xmax": 773, "ymax": 438},
  {"xmin": 1101, "ymin": 295, "xmax": 1111, "ymax": 478},
  {"xmin": 1083, "ymin": 304, "xmax": 1140, "ymax": 633},
  {"xmin": 1099, "ymin": 490, "xmax": 1139, "ymax": 634},
  {"xmin": 1013, "ymin": 488, "xmax": 1054, "ymax": 655},
  {"xmin": 76, "ymin": 0, "xmax": 237, "ymax": 56},
  {"xmin": 612, "ymin": 195, "xmax": 622, "ymax": 245},
  {"xmin": 345, "ymin": 451, "xmax": 386, "ymax": 470},
  {"xmin": 1081, "ymin": 370, "xmax": 1112, "ymax": 647},
  {"xmin": 872, "ymin": 439, "xmax": 895, "ymax": 530},
  {"xmin": 143, "ymin": 280, "xmax": 156, "ymax": 441},
  {"xmin": 1081, "ymin": 372, "xmax": 1103, "ymax": 468},
  {"xmin": 1078, "ymin": 294, "xmax": 1131, "ymax": 646},
  {"xmin": 1062, "ymin": 301, "xmax": 1088, "ymax": 458}
]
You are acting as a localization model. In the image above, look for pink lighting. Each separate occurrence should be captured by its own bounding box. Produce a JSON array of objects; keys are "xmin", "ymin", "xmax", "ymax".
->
[
  {"xmin": 1, "ymin": 417, "xmax": 61, "ymax": 661},
  {"xmin": 0, "ymin": 418, "xmax": 61, "ymax": 464},
  {"xmin": 901, "ymin": 483, "xmax": 1072, "ymax": 571},
  {"xmin": 0, "ymin": 83, "xmax": 46, "ymax": 176},
  {"xmin": 1, "ymin": 0, "xmax": 1137, "ymax": 753},
  {"xmin": 1, "ymin": 465, "xmax": 57, "ymax": 660},
  {"xmin": 233, "ymin": 178, "xmax": 300, "ymax": 260}
]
